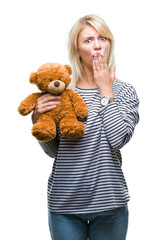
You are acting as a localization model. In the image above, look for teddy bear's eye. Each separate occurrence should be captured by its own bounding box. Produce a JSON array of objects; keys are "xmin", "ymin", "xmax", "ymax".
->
[
  {"xmin": 58, "ymin": 78, "xmax": 61, "ymax": 80},
  {"xmin": 49, "ymin": 79, "xmax": 53, "ymax": 82}
]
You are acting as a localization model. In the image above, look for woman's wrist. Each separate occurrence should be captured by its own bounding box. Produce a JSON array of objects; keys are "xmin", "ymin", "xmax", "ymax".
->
[
  {"xmin": 32, "ymin": 111, "xmax": 40, "ymax": 124},
  {"xmin": 99, "ymin": 87, "xmax": 114, "ymax": 98}
]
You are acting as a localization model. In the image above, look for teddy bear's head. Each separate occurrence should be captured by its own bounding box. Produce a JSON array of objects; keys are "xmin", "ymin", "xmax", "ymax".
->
[{"xmin": 29, "ymin": 63, "xmax": 72, "ymax": 94}]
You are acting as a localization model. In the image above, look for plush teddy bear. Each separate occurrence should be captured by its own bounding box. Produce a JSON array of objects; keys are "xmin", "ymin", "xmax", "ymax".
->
[{"xmin": 18, "ymin": 63, "xmax": 88, "ymax": 141}]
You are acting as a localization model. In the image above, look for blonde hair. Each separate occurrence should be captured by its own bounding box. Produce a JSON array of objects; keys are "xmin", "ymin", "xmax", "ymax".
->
[{"xmin": 68, "ymin": 14, "xmax": 116, "ymax": 89}]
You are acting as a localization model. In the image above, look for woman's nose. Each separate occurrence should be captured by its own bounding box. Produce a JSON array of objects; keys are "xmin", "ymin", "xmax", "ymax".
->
[{"xmin": 93, "ymin": 40, "xmax": 101, "ymax": 50}]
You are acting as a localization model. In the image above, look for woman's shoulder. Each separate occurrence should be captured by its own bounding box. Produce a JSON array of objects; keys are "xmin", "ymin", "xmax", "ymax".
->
[
  {"xmin": 113, "ymin": 78, "xmax": 133, "ymax": 88},
  {"xmin": 113, "ymin": 78, "xmax": 137, "ymax": 94}
]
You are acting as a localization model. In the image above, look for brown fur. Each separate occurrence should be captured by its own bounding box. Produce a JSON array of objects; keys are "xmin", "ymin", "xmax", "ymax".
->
[{"xmin": 18, "ymin": 63, "xmax": 88, "ymax": 141}]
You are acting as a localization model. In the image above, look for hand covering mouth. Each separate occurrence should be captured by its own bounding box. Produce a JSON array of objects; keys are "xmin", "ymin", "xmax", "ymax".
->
[{"xmin": 92, "ymin": 51, "xmax": 103, "ymax": 57}]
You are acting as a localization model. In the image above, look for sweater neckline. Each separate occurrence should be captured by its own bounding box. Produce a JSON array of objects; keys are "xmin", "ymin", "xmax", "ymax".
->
[{"xmin": 75, "ymin": 86, "xmax": 99, "ymax": 91}]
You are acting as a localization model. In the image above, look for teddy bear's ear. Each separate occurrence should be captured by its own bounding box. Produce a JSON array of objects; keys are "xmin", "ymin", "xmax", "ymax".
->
[
  {"xmin": 64, "ymin": 65, "xmax": 72, "ymax": 75},
  {"xmin": 29, "ymin": 72, "xmax": 38, "ymax": 84}
]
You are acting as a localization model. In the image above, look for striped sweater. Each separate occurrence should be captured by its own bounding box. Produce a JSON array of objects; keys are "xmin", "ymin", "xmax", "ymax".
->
[{"xmin": 39, "ymin": 79, "xmax": 139, "ymax": 214}]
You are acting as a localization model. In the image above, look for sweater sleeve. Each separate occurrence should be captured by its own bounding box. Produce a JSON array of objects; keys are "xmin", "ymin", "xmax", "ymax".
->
[
  {"xmin": 99, "ymin": 83, "xmax": 139, "ymax": 150},
  {"xmin": 38, "ymin": 128, "xmax": 59, "ymax": 158}
]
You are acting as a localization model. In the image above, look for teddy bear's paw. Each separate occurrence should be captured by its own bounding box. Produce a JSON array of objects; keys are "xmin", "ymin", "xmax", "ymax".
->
[
  {"xmin": 32, "ymin": 123, "xmax": 56, "ymax": 141},
  {"xmin": 75, "ymin": 107, "xmax": 88, "ymax": 119},
  {"xmin": 18, "ymin": 104, "xmax": 32, "ymax": 116},
  {"xmin": 60, "ymin": 121, "xmax": 85, "ymax": 139}
]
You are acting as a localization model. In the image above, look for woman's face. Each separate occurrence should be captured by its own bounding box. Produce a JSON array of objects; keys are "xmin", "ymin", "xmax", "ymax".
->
[{"xmin": 78, "ymin": 24, "xmax": 110, "ymax": 69}]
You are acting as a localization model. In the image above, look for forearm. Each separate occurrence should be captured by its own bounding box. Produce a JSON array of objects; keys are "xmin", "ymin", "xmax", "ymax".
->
[
  {"xmin": 100, "ymin": 102, "xmax": 134, "ymax": 149},
  {"xmin": 32, "ymin": 110, "xmax": 40, "ymax": 124},
  {"xmin": 100, "ymin": 84, "xmax": 140, "ymax": 150}
]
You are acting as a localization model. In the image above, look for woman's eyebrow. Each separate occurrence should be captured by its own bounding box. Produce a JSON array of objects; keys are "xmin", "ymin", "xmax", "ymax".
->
[
  {"xmin": 83, "ymin": 36, "xmax": 94, "ymax": 40},
  {"xmin": 83, "ymin": 34, "xmax": 103, "ymax": 40}
]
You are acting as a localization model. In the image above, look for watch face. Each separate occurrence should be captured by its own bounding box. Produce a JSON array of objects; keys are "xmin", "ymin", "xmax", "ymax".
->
[{"xmin": 101, "ymin": 97, "xmax": 109, "ymax": 106}]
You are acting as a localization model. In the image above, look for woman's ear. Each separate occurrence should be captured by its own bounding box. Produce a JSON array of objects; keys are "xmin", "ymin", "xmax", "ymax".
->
[
  {"xmin": 29, "ymin": 72, "xmax": 38, "ymax": 84},
  {"xmin": 64, "ymin": 65, "xmax": 72, "ymax": 75}
]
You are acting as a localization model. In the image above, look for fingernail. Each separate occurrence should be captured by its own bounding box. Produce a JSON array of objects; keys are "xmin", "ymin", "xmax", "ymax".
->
[
  {"xmin": 95, "ymin": 54, "xmax": 97, "ymax": 57},
  {"xmin": 57, "ymin": 96, "xmax": 61, "ymax": 98},
  {"xmin": 57, "ymin": 102, "xmax": 60, "ymax": 104},
  {"xmin": 53, "ymin": 105, "xmax": 56, "ymax": 107},
  {"xmin": 97, "ymin": 51, "xmax": 100, "ymax": 54},
  {"xmin": 101, "ymin": 52, "xmax": 103, "ymax": 56},
  {"xmin": 93, "ymin": 60, "xmax": 95, "ymax": 63}
]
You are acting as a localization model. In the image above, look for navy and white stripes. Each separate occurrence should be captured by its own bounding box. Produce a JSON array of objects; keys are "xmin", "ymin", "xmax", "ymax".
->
[{"xmin": 39, "ymin": 79, "xmax": 139, "ymax": 214}]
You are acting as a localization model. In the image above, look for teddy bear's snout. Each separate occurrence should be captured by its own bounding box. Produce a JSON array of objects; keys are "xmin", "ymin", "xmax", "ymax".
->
[
  {"xmin": 54, "ymin": 81, "xmax": 60, "ymax": 87},
  {"xmin": 47, "ymin": 80, "xmax": 66, "ymax": 94}
]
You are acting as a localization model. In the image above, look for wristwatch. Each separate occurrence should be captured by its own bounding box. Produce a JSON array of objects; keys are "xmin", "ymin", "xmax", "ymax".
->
[{"xmin": 100, "ymin": 96, "xmax": 115, "ymax": 107}]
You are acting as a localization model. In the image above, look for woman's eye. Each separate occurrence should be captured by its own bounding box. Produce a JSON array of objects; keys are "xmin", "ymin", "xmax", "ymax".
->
[
  {"xmin": 101, "ymin": 37, "xmax": 106, "ymax": 41},
  {"xmin": 85, "ymin": 39, "xmax": 91, "ymax": 43}
]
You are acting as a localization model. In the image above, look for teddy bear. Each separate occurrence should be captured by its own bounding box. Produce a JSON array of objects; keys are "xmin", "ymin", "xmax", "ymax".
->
[{"xmin": 18, "ymin": 63, "xmax": 88, "ymax": 141}]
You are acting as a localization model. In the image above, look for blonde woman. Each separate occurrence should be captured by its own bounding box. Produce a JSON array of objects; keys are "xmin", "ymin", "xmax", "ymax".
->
[{"xmin": 32, "ymin": 14, "xmax": 139, "ymax": 240}]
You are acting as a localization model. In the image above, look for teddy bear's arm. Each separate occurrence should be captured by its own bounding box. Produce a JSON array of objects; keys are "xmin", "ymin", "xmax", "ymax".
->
[
  {"xmin": 18, "ymin": 92, "xmax": 43, "ymax": 116},
  {"xmin": 67, "ymin": 89, "xmax": 88, "ymax": 119}
]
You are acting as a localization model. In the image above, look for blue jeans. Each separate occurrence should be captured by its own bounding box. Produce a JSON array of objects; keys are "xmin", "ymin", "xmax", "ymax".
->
[{"xmin": 48, "ymin": 205, "xmax": 129, "ymax": 240}]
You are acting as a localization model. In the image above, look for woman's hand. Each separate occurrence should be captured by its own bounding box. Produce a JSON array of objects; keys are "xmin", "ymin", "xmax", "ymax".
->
[
  {"xmin": 93, "ymin": 52, "xmax": 116, "ymax": 97},
  {"xmin": 32, "ymin": 94, "xmax": 60, "ymax": 124}
]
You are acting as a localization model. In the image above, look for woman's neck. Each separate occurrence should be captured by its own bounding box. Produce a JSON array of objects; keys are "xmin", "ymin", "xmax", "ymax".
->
[{"xmin": 76, "ymin": 66, "xmax": 98, "ymax": 89}]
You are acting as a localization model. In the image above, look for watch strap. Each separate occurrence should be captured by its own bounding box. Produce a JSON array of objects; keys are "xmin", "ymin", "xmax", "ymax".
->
[{"xmin": 109, "ymin": 97, "xmax": 115, "ymax": 103}]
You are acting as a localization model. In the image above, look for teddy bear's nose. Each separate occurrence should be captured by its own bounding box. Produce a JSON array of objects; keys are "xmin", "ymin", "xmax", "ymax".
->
[{"xmin": 54, "ymin": 81, "xmax": 60, "ymax": 87}]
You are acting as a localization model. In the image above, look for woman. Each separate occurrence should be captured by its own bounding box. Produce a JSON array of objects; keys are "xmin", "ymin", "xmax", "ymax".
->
[{"xmin": 32, "ymin": 14, "xmax": 139, "ymax": 240}]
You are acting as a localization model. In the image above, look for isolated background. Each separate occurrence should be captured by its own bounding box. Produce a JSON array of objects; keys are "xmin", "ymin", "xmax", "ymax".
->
[{"xmin": 1, "ymin": 0, "xmax": 156, "ymax": 239}]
